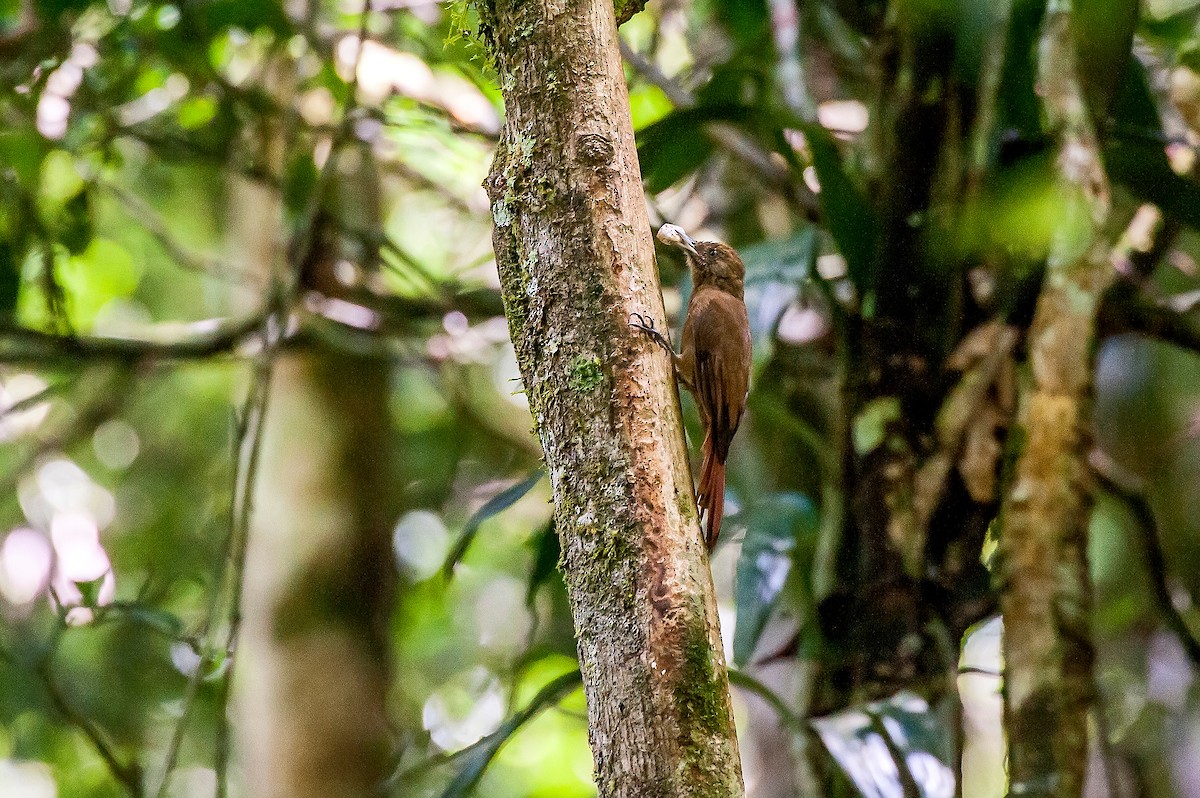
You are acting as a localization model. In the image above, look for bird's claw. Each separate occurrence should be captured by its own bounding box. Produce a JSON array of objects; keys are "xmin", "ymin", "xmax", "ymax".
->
[
  {"xmin": 629, "ymin": 311, "xmax": 673, "ymax": 354},
  {"xmin": 628, "ymin": 312, "xmax": 656, "ymax": 332}
]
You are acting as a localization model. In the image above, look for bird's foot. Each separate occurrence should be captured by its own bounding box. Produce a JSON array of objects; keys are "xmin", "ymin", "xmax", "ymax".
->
[{"xmin": 629, "ymin": 312, "xmax": 674, "ymax": 355}]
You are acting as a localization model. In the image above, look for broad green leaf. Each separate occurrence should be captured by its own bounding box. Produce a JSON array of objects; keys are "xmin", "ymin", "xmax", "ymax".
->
[
  {"xmin": 58, "ymin": 237, "xmax": 143, "ymax": 328},
  {"xmin": 0, "ymin": 129, "xmax": 48, "ymax": 189},
  {"xmin": 178, "ymin": 96, "xmax": 219, "ymax": 130},
  {"xmin": 638, "ymin": 102, "xmax": 759, "ymax": 193},
  {"xmin": 739, "ymin": 226, "xmax": 818, "ymax": 284},
  {"xmin": 57, "ymin": 190, "xmax": 93, "ymax": 255},
  {"xmin": 442, "ymin": 469, "xmax": 545, "ymax": 579},
  {"xmin": 525, "ymin": 518, "xmax": 559, "ymax": 609},
  {"xmin": 0, "ymin": 240, "xmax": 23, "ymax": 321},
  {"xmin": 120, "ymin": 604, "xmax": 185, "ymax": 638},
  {"xmin": 38, "ymin": 149, "xmax": 84, "ymax": 210},
  {"xmin": 799, "ymin": 124, "xmax": 877, "ymax": 294},
  {"xmin": 733, "ymin": 492, "xmax": 818, "ymax": 665},
  {"xmin": 74, "ymin": 576, "xmax": 105, "ymax": 608},
  {"xmin": 637, "ymin": 108, "xmax": 722, "ymax": 193},
  {"xmin": 439, "ymin": 670, "xmax": 582, "ymax": 798},
  {"xmin": 995, "ymin": 0, "xmax": 1047, "ymax": 140},
  {"xmin": 1074, "ymin": 0, "xmax": 1139, "ymax": 123},
  {"xmin": 283, "ymin": 152, "xmax": 320, "ymax": 222},
  {"xmin": 1108, "ymin": 61, "xmax": 1200, "ymax": 231},
  {"xmin": 812, "ymin": 691, "xmax": 957, "ymax": 798},
  {"xmin": 628, "ymin": 83, "xmax": 673, "ymax": 131}
]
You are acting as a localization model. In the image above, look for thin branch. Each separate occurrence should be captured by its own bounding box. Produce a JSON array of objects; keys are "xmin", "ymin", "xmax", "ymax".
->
[
  {"xmin": 36, "ymin": 657, "xmax": 144, "ymax": 797},
  {"xmin": 618, "ymin": 39, "xmax": 822, "ymax": 219},
  {"xmin": 0, "ymin": 367, "xmax": 132, "ymax": 500},
  {"xmin": 99, "ymin": 180, "xmax": 256, "ymax": 283},
  {"xmin": 1100, "ymin": 278, "xmax": 1200, "ymax": 354},
  {"xmin": 212, "ymin": 352, "xmax": 273, "ymax": 798},
  {"xmin": 0, "ymin": 375, "xmax": 77, "ymax": 422},
  {"xmin": 0, "ymin": 313, "xmax": 269, "ymax": 365},
  {"xmin": 1091, "ymin": 459, "xmax": 1200, "ymax": 668},
  {"xmin": 866, "ymin": 711, "xmax": 921, "ymax": 798}
]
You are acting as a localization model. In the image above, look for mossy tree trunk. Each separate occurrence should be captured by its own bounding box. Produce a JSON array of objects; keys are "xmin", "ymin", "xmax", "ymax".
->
[
  {"xmin": 478, "ymin": 1, "xmax": 744, "ymax": 796},
  {"xmin": 997, "ymin": 3, "xmax": 1111, "ymax": 795}
]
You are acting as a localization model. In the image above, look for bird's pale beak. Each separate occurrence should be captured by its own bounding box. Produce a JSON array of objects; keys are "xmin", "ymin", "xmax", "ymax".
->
[{"xmin": 657, "ymin": 223, "xmax": 698, "ymax": 256}]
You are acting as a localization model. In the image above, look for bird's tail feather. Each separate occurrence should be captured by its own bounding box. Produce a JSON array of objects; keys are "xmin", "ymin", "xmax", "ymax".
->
[{"xmin": 697, "ymin": 433, "xmax": 725, "ymax": 551}]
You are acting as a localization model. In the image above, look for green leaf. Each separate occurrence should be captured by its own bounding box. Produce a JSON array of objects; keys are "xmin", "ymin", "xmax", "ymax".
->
[
  {"xmin": 0, "ymin": 129, "xmax": 48, "ymax": 189},
  {"xmin": 283, "ymin": 152, "xmax": 320, "ymax": 222},
  {"xmin": 120, "ymin": 604, "xmax": 185, "ymax": 638},
  {"xmin": 996, "ymin": 0, "xmax": 1047, "ymax": 140},
  {"xmin": 0, "ymin": 240, "xmax": 23, "ymax": 321},
  {"xmin": 1108, "ymin": 61, "xmax": 1200, "ymax": 231},
  {"xmin": 799, "ymin": 123, "xmax": 877, "ymax": 295},
  {"xmin": 733, "ymin": 493, "xmax": 818, "ymax": 666},
  {"xmin": 1074, "ymin": 0, "xmax": 1139, "ymax": 122},
  {"xmin": 59, "ymin": 237, "xmax": 142, "ymax": 328},
  {"xmin": 525, "ymin": 518, "xmax": 559, "ymax": 609},
  {"xmin": 439, "ymin": 670, "xmax": 582, "ymax": 798},
  {"xmin": 739, "ymin": 226, "xmax": 818, "ymax": 285},
  {"xmin": 813, "ymin": 691, "xmax": 957, "ymax": 798},
  {"xmin": 638, "ymin": 105, "xmax": 754, "ymax": 193},
  {"xmin": 177, "ymin": 96, "xmax": 219, "ymax": 130},
  {"xmin": 74, "ymin": 576, "xmax": 105, "ymax": 608},
  {"xmin": 57, "ymin": 189, "xmax": 93, "ymax": 255},
  {"xmin": 442, "ymin": 469, "xmax": 545, "ymax": 579},
  {"xmin": 715, "ymin": 0, "xmax": 768, "ymax": 46},
  {"xmin": 38, "ymin": 149, "xmax": 84, "ymax": 210}
]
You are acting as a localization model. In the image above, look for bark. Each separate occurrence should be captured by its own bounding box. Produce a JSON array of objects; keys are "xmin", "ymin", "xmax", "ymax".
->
[
  {"xmin": 997, "ymin": 3, "xmax": 1111, "ymax": 796},
  {"xmin": 234, "ymin": 140, "xmax": 397, "ymax": 795},
  {"xmin": 478, "ymin": 1, "xmax": 744, "ymax": 796},
  {"xmin": 240, "ymin": 348, "xmax": 395, "ymax": 798}
]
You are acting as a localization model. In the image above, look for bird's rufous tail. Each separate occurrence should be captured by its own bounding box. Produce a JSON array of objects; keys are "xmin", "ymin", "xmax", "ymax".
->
[{"xmin": 696, "ymin": 433, "xmax": 726, "ymax": 551}]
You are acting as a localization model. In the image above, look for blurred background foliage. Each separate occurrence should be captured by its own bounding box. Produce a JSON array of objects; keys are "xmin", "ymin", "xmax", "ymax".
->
[{"xmin": 2, "ymin": 0, "xmax": 1200, "ymax": 796}]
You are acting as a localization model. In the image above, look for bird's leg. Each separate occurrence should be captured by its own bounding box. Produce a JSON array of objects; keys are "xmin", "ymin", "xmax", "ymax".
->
[{"xmin": 629, "ymin": 312, "xmax": 684, "ymax": 376}]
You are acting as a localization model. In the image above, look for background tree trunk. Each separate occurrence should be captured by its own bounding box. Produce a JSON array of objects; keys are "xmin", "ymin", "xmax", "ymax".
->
[
  {"xmin": 234, "ymin": 141, "xmax": 398, "ymax": 797},
  {"xmin": 478, "ymin": 1, "xmax": 745, "ymax": 795},
  {"xmin": 997, "ymin": 4, "xmax": 1111, "ymax": 796}
]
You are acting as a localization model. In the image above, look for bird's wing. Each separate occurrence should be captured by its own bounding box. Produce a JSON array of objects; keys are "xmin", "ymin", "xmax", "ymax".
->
[{"xmin": 682, "ymin": 288, "xmax": 751, "ymax": 462}]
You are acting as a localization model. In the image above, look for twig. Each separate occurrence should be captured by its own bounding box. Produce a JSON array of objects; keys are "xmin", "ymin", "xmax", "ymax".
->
[
  {"xmin": 618, "ymin": 39, "xmax": 822, "ymax": 218},
  {"xmin": 1100, "ymin": 278, "xmax": 1200, "ymax": 354},
  {"xmin": 0, "ymin": 375, "xmax": 76, "ymax": 422},
  {"xmin": 866, "ymin": 711, "xmax": 921, "ymax": 798},
  {"xmin": 99, "ymin": 180, "xmax": 256, "ymax": 283},
  {"xmin": 212, "ymin": 352, "xmax": 273, "ymax": 798},
  {"xmin": 152, "ymin": 358, "xmax": 274, "ymax": 798},
  {"xmin": 36, "ymin": 657, "xmax": 144, "ymax": 797},
  {"xmin": 727, "ymin": 668, "xmax": 808, "ymax": 733},
  {"xmin": 0, "ymin": 367, "xmax": 132, "ymax": 500},
  {"xmin": 0, "ymin": 313, "xmax": 269, "ymax": 365},
  {"xmin": 1091, "ymin": 460, "xmax": 1200, "ymax": 668}
]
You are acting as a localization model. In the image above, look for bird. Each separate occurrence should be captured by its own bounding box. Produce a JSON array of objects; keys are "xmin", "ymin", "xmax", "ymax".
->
[{"xmin": 631, "ymin": 223, "xmax": 751, "ymax": 550}]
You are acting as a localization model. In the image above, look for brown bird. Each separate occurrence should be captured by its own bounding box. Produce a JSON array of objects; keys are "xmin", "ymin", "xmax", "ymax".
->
[{"xmin": 632, "ymin": 224, "xmax": 751, "ymax": 550}]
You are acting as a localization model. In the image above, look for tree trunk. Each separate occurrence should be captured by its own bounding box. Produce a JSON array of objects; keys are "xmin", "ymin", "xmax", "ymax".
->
[
  {"xmin": 233, "ymin": 135, "xmax": 397, "ymax": 796},
  {"xmin": 998, "ymin": 3, "xmax": 1110, "ymax": 795},
  {"xmin": 478, "ymin": 1, "xmax": 745, "ymax": 796},
  {"xmin": 239, "ymin": 348, "xmax": 395, "ymax": 798}
]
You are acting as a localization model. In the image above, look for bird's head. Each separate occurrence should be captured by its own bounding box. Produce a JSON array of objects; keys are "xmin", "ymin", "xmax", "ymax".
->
[{"xmin": 657, "ymin": 223, "xmax": 745, "ymax": 297}]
